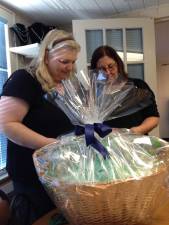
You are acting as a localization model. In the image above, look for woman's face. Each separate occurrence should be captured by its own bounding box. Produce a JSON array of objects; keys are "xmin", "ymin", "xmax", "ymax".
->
[
  {"xmin": 96, "ymin": 56, "xmax": 118, "ymax": 80},
  {"xmin": 45, "ymin": 49, "xmax": 78, "ymax": 83}
]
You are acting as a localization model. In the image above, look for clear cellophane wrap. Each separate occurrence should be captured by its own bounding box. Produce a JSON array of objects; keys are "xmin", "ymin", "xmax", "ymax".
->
[{"xmin": 33, "ymin": 70, "xmax": 169, "ymax": 225}]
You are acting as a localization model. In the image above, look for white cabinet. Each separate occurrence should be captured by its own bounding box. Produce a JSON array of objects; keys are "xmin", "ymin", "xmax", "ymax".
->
[
  {"xmin": 72, "ymin": 18, "xmax": 156, "ymax": 85},
  {"xmin": 10, "ymin": 43, "xmax": 40, "ymax": 58}
]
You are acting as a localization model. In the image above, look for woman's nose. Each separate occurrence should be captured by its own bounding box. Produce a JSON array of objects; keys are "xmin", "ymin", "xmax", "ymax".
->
[
  {"xmin": 66, "ymin": 63, "xmax": 74, "ymax": 71},
  {"xmin": 104, "ymin": 68, "xmax": 112, "ymax": 75}
]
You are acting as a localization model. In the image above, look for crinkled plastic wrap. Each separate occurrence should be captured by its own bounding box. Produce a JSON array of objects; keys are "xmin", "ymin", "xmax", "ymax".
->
[
  {"xmin": 46, "ymin": 70, "xmax": 153, "ymax": 126},
  {"xmin": 33, "ymin": 70, "xmax": 169, "ymax": 225}
]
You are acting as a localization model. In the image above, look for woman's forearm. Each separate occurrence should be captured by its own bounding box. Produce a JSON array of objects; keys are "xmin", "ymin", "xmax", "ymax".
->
[
  {"xmin": 2, "ymin": 122, "xmax": 56, "ymax": 149},
  {"xmin": 130, "ymin": 116, "xmax": 159, "ymax": 135}
]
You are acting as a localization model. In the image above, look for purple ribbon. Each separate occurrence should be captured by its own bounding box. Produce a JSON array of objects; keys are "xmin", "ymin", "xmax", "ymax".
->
[{"xmin": 75, "ymin": 123, "xmax": 112, "ymax": 159}]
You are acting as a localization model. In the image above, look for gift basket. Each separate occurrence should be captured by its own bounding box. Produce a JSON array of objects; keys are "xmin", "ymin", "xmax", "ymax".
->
[{"xmin": 33, "ymin": 70, "xmax": 169, "ymax": 225}]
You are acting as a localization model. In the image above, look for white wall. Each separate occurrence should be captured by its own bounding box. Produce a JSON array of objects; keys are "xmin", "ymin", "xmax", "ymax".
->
[{"xmin": 155, "ymin": 20, "xmax": 169, "ymax": 139}]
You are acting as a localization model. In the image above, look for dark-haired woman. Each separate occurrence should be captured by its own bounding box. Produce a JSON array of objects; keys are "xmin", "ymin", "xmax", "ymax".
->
[{"xmin": 91, "ymin": 45, "xmax": 159, "ymax": 135}]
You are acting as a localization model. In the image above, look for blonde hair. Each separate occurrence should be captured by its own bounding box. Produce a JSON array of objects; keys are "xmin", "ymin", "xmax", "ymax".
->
[{"xmin": 27, "ymin": 29, "xmax": 80, "ymax": 92}]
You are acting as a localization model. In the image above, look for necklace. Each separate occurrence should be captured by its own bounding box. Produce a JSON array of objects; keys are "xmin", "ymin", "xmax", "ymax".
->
[{"xmin": 55, "ymin": 83, "xmax": 64, "ymax": 96}]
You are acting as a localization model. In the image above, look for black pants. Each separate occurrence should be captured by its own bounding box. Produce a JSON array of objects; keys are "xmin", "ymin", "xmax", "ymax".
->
[{"xmin": 13, "ymin": 181, "xmax": 56, "ymax": 224}]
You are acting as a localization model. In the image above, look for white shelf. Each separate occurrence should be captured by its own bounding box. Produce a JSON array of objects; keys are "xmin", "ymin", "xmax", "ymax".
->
[{"xmin": 10, "ymin": 43, "xmax": 40, "ymax": 58}]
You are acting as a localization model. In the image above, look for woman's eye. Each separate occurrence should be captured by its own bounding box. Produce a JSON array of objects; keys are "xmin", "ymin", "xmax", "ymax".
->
[
  {"xmin": 58, "ymin": 59, "xmax": 76, "ymax": 65},
  {"xmin": 109, "ymin": 64, "xmax": 113, "ymax": 69},
  {"xmin": 59, "ymin": 60, "xmax": 69, "ymax": 64},
  {"xmin": 108, "ymin": 63, "xmax": 116, "ymax": 69}
]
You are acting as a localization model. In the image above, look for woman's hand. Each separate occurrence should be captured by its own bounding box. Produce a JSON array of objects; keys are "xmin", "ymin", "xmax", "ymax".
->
[
  {"xmin": 45, "ymin": 138, "xmax": 59, "ymax": 145},
  {"xmin": 130, "ymin": 116, "xmax": 159, "ymax": 135},
  {"xmin": 130, "ymin": 126, "xmax": 143, "ymax": 135}
]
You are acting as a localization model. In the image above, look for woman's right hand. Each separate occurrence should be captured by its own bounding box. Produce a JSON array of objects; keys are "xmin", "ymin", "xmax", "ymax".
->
[{"xmin": 44, "ymin": 138, "xmax": 59, "ymax": 146}]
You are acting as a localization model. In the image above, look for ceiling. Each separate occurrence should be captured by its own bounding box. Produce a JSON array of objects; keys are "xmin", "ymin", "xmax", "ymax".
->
[{"xmin": 1, "ymin": 0, "xmax": 169, "ymax": 27}]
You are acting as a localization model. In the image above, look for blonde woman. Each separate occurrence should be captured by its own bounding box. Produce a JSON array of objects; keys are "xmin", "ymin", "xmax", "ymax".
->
[{"xmin": 0, "ymin": 29, "xmax": 80, "ymax": 223}]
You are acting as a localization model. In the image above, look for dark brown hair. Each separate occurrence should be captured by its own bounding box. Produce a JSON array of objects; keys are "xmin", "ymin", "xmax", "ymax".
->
[{"xmin": 90, "ymin": 45, "xmax": 128, "ymax": 78}]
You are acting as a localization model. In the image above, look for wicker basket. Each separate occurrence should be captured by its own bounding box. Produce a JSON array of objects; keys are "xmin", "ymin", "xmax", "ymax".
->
[
  {"xmin": 33, "ymin": 139, "xmax": 169, "ymax": 225},
  {"xmin": 41, "ymin": 167, "xmax": 167, "ymax": 225}
]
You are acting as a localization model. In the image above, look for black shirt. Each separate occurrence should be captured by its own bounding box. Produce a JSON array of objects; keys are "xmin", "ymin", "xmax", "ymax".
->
[
  {"xmin": 104, "ymin": 78, "xmax": 159, "ymax": 128},
  {"xmin": 1, "ymin": 69, "xmax": 74, "ymax": 184}
]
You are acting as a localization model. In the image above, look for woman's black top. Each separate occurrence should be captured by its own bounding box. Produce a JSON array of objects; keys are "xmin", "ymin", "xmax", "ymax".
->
[
  {"xmin": 104, "ymin": 78, "xmax": 159, "ymax": 128},
  {"xmin": 1, "ymin": 69, "xmax": 74, "ymax": 185}
]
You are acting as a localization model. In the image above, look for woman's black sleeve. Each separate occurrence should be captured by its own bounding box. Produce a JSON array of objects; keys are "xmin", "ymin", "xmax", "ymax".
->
[
  {"xmin": 131, "ymin": 78, "xmax": 159, "ymax": 118},
  {"xmin": 1, "ymin": 69, "xmax": 41, "ymax": 106}
]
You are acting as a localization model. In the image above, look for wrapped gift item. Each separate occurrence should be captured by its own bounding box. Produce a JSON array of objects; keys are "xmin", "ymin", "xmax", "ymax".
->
[
  {"xmin": 34, "ymin": 133, "xmax": 169, "ymax": 225},
  {"xmin": 33, "ymin": 70, "xmax": 169, "ymax": 225}
]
